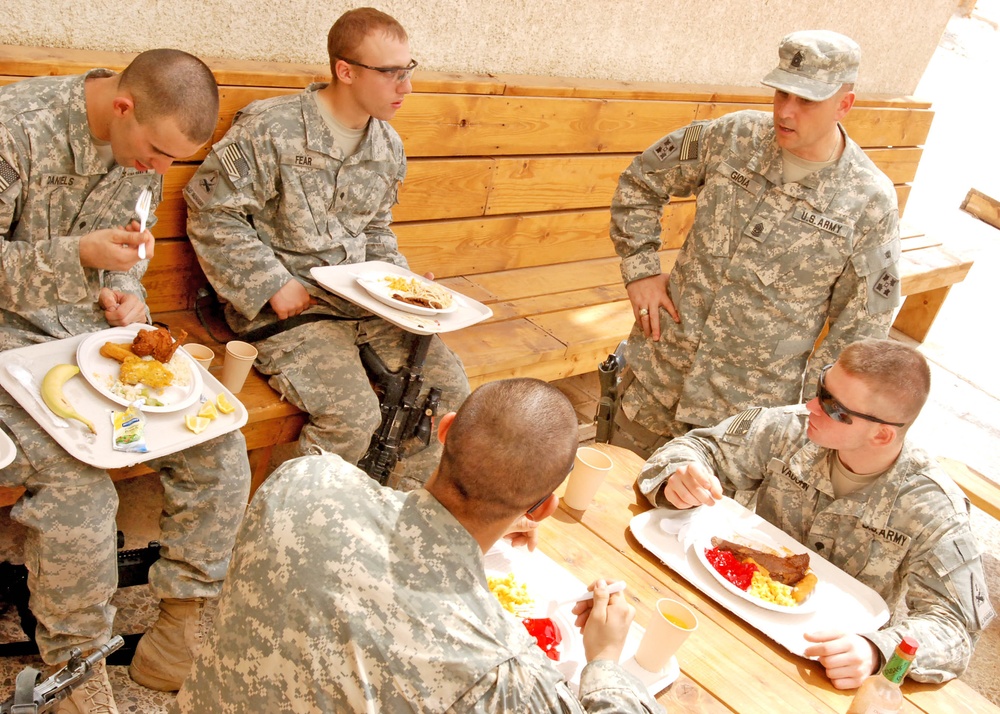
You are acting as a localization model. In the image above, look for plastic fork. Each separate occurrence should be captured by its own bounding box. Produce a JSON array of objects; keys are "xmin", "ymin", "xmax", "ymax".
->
[
  {"xmin": 135, "ymin": 187, "xmax": 151, "ymax": 260},
  {"xmin": 547, "ymin": 580, "xmax": 627, "ymax": 615}
]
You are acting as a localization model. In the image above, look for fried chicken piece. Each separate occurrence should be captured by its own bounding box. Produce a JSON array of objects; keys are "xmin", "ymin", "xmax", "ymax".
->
[
  {"xmin": 131, "ymin": 327, "xmax": 188, "ymax": 363},
  {"xmin": 119, "ymin": 355, "xmax": 174, "ymax": 390},
  {"xmin": 100, "ymin": 342, "xmax": 138, "ymax": 363}
]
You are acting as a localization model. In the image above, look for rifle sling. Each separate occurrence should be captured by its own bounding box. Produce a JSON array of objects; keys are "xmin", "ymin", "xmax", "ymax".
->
[{"xmin": 240, "ymin": 313, "xmax": 352, "ymax": 344}]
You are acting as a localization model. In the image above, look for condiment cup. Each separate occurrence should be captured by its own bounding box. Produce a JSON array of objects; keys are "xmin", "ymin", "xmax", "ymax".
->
[
  {"xmin": 562, "ymin": 446, "xmax": 614, "ymax": 511},
  {"xmin": 181, "ymin": 344, "xmax": 215, "ymax": 370},
  {"xmin": 634, "ymin": 598, "xmax": 698, "ymax": 673},
  {"xmin": 220, "ymin": 341, "xmax": 257, "ymax": 394}
]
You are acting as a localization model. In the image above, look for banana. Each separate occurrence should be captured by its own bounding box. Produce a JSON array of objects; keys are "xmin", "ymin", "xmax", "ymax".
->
[{"xmin": 41, "ymin": 364, "xmax": 97, "ymax": 434}]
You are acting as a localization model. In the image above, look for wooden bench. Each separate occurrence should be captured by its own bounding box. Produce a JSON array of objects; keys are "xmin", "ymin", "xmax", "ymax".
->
[{"xmin": 0, "ymin": 45, "xmax": 977, "ymax": 506}]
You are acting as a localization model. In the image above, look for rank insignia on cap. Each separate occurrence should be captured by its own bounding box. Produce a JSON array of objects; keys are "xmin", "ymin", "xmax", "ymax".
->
[
  {"xmin": 725, "ymin": 407, "xmax": 763, "ymax": 437},
  {"xmin": 653, "ymin": 137, "xmax": 677, "ymax": 162},
  {"xmin": 679, "ymin": 125, "xmax": 703, "ymax": 162},
  {"xmin": 219, "ymin": 143, "xmax": 251, "ymax": 182},
  {"xmin": 790, "ymin": 50, "xmax": 804, "ymax": 68},
  {"xmin": 0, "ymin": 156, "xmax": 20, "ymax": 192},
  {"xmin": 873, "ymin": 270, "xmax": 899, "ymax": 298}
]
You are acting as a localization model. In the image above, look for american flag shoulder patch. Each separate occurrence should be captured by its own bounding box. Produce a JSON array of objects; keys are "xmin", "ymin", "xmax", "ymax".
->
[
  {"xmin": 679, "ymin": 124, "xmax": 703, "ymax": 162},
  {"xmin": 0, "ymin": 155, "xmax": 20, "ymax": 192},
  {"xmin": 725, "ymin": 407, "xmax": 763, "ymax": 437},
  {"xmin": 219, "ymin": 143, "xmax": 251, "ymax": 182}
]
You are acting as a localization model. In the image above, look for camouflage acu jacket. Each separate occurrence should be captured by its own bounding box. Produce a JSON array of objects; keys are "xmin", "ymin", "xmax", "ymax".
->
[
  {"xmin": 611, "ymin": 110, "xmax": 900, "ymax": 427},
  {"xmin": 0, "ymin": 71, "xmax": 158, "ymax": 351},
  {"xmin": 638, "ymin": 405, "xmax": 995, "ymax": 682},
  {"xmin": 185, "ymin": 84, "xmax": 408, "ymax": 335},
  {"xmin": 173, "ymin": 453, "xmax": 662, "ymax": 713}
]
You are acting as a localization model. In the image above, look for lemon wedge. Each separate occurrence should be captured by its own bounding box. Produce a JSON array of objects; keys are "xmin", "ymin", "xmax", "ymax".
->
[
  {"xmin": 197, "ymin": 401, "xmax": 219, "ymax": 420},
  {"xmin": 216, "ymin": 393, "xmax": 236, "ymax": 414},
  {"xmin": 185, "ymin": 415, "xmax": 211, "ymax": 434}
]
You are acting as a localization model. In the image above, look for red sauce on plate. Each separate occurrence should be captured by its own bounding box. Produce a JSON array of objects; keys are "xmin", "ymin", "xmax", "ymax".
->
[
  {"xmin": 704, "ymin": 547, "xmax": 757, "ymax": 591},
  {"xmin": 522, "ymin": 617, "xmax": 562, "ymax": 660}
]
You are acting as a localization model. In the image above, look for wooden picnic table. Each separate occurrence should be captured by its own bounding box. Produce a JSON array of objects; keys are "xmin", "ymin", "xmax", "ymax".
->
[{"xmin": 532, "ymin": 443, "xmax": 998, "ymax": 714}]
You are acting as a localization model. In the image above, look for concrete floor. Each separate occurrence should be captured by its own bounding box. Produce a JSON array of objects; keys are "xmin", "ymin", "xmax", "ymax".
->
[{"xmin": 2, "ymin": 4, "xmax": 999, "ymax": 711}]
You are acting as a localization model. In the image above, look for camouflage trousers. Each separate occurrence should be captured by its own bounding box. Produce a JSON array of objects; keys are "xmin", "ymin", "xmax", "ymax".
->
[
  {"xmin": 611, "ymin": 366, "xmax": 692, "ymax": 459},
  {"xmin": 253, "ymin": 317, "xmax": 470, "ymax": 490},
  {"xmin": 0, "ymin": 389, "xmax": 250, "ymax": 664}
]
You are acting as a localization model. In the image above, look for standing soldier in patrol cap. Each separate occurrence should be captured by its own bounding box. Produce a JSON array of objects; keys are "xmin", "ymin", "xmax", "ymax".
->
[
  {"xmin": 184, "ymin": 7, "xmax": 470, "ymax": 489},
  {"xmin": 607, "ymin": 30, "xmax": 901, "ymax": 455},
  {"xmin": 637, "ymin": 339, "xmax": 994, "ymax": 688}
]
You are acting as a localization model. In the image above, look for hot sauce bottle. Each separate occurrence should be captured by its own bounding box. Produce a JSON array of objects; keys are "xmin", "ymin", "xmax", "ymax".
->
[{"xmin": 845, "ymin": 636, "xmax": 918, "ymax": 714}]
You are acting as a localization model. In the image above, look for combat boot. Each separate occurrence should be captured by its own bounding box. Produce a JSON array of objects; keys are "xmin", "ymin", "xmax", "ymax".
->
[
  {"xmin": 128, "ymin": 597, "xmax": 206, "ymax": 691},
  {"xmin": 57, "ymin": 659, "xmax": 118, "ymax": 714}
]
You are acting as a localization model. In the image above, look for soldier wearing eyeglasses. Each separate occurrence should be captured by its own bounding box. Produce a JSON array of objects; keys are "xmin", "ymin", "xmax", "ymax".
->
[
  {"xmin": 184, "ymin": 7, "xmax": 469, "ymax": 490},
  {"xmin": 637, "ymin": 339, "xmax": 994, "ymax": 689},
  {"xmin": 607, "ymin": 31, "xmax": 901, "ymax": 454}
]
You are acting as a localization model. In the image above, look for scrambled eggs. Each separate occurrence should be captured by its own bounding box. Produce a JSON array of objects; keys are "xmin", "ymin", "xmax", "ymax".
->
[
  {"xmin": 747, "ymin": 564, "xmax": 797, "ymax": 608},
  {"xmin": 487, "ymin": 572, "xmax": 533, "ymax": 615}
]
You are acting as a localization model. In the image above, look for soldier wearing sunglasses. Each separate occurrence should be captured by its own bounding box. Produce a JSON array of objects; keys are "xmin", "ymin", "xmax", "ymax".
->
[
  {"xmin": 185, "ymin": 7, "xmax": 469, "ymax": 490},
  {"xmin": 637, "ymin": 339, "xmax": 993, "ymax": 689}
]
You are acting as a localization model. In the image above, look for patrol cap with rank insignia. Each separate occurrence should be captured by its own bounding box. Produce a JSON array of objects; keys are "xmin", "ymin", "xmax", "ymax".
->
[{"xmin": 761, "ymin": 30, "xmax": 860, "ymax": 101}]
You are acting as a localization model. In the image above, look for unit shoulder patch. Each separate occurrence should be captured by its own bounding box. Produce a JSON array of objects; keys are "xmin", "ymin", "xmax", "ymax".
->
[
  {"xmin": 184, "ymin": 171, "xmax": 220, "ymax": 210},
  {"xmin": 652, "ymin": 136, "xmax": 677, "ymax": 162},
  {"xmin": 872, "ymin": 270, "xmax": 899, "ymax": 299}
]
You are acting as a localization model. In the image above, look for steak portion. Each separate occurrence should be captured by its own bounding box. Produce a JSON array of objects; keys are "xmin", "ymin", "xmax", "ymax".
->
[{"xmin": 711, "ymin": 537, "xmax": 810, "ymax": 585}]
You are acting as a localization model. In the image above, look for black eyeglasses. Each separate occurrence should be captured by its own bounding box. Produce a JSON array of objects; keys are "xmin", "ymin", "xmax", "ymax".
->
[
  {"xmin": 336, "ymin": 57, "xmax": 417, "ymax": 83},
  {"xmin": 525, "ymin": 460, "xmax": 575, "ymax": 514},
  {"xmin": 816, "ymin": 365, "xmax": 906, "ymax": 427}
]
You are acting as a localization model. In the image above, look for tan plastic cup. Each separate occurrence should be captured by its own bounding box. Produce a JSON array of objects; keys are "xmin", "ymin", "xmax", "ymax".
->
[
  {"xmin": 181, "ymin": 344, "xmax": 215, "ymax": 370},
  {"xmin": 220, "ymin": 341, "xmax": 258, "ymax": 393},
  {"xmin": 634, "ymin": 598, "xmax": 698, "ymax": 673},
  {"xmin": 561, "ymin": 446, "xmax": 614, "ymax": 511}
]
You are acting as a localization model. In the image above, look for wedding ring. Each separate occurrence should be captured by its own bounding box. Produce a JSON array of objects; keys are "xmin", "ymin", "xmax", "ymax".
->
[{"xmin": 639, "ymin": 308, "xmax": 649, "ymax": 317}]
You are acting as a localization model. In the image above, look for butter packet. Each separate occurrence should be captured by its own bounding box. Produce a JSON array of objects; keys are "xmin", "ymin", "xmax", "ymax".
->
[{"xmin": 111, "ymin": 401, "xmax": 149, "ymax": 453}]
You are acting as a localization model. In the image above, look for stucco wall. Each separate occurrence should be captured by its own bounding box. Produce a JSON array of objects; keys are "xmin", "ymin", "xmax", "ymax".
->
[{"xmin": 0, "ymin": 1, "xmax": 955, "ymax": 95}]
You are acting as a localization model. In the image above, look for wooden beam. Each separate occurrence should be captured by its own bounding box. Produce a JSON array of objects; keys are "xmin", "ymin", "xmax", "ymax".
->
[
  {"xmin": 893, "ymin": 286, "xmax": 951, "ymax": 342},
  {"xmin": 938, "ymin": 457, "xmax": 1000, "ymax": 521},
  {"xmin": 960, "ymin": 188, "xmax": 1000, "ymax": 231}
]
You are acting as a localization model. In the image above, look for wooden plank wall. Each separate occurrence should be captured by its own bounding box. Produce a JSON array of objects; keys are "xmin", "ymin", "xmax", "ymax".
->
[{"xmin": 0, "ymin": 45, "xmax": 934, "ymax": 315}]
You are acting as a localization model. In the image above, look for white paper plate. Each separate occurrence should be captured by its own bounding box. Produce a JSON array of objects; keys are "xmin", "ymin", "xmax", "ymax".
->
[
  {"xmin": 541, "ymin": 609, "xmax": 585, "ymax": 681},
  {"xmin": 356, "ymin": 273, "xmax": 459, "ymax": 316},
  {"xmin": 75, "ymin": 326, "xmax": 203, "ymax": 413},
  {"xmin": 692, "ymin": 535, "xmax": 819, "ymax": 615},
  {"xmin": 0, "ymin": 429, "xmax": 15, "ymax": 470},
  {"xmin": 486, "ymin": 567, "xmax": 585, "ymax": 677}
]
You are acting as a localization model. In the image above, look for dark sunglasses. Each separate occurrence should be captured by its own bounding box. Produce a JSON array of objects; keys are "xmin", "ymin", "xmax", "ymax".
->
[{"xmin": 816, "ymin": 365, "xmax": 906, "ymax": 427}]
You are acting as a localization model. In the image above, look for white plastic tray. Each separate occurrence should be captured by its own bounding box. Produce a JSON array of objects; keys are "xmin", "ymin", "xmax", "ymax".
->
[
  {"xmin": 485, "ymin": 540, "xmax": 679, "ymax": 697},
  {"xmin": 0, "ymin": 429, "xmax": 15, "ymax": 470},
  {"xmin": 0, "ymin": 330, "xmax": 248, "ymax": 470},
  {"xmin": 311, "ymin": 261, "xmax": 493, "ymax": 335},
  {"xmin": 629, "ymin": 500, "xmax": 890, "ymax": 657}
]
